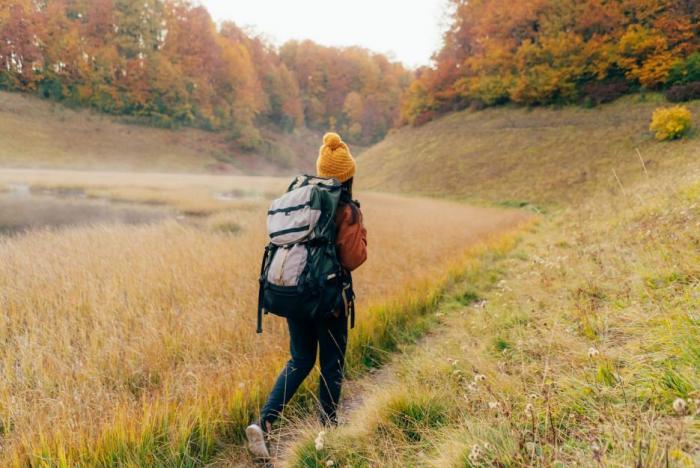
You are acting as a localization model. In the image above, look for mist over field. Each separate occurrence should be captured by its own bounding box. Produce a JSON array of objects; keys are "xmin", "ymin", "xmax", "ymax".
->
[{"xmin": 0, "ymin": 0, "xmax": 698, "ymax": 466}]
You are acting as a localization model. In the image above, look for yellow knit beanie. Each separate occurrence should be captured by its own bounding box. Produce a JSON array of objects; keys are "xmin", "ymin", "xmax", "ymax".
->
[{"xmin": 316, "ymin": 132, "xmax": 356, "ymax": 183}]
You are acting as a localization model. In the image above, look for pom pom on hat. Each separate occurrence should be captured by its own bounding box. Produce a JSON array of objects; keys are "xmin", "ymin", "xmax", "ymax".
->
[{"xmin": 323, "ymin": 132, "xmax": 343, "ymax": 150}]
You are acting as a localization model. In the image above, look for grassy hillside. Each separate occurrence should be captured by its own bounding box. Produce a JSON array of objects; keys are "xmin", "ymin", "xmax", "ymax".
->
[
  {"xmin": 290, "ymin": 164, "xmax": 700, "ymax": 465},
  {"xmin": 359, "ymin": 96, "xmax": 700, "ymax": 207},
  {"xmin": 280, "ymin": 101, "xmax": 700, "ymax": 466},
  {"xmin": 0, "ymin": 91, "xmax": 322, "ymax": 174}
]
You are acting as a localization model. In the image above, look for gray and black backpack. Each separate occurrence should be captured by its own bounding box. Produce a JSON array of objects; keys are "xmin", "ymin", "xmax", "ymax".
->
[{"xmin": 256, "ymin": 175, "xmax": 355, "ymax": 333}]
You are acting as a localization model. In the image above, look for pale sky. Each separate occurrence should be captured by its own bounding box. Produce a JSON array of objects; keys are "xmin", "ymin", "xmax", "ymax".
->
[{"xmin": 199, "ymin": 0, "xmax": 449, "ymax": 68}]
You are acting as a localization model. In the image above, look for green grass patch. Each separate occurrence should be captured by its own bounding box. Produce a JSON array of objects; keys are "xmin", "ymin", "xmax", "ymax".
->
[{"xmin": 379, "ymin": 394, "xmax": 448, "ymax": 443}]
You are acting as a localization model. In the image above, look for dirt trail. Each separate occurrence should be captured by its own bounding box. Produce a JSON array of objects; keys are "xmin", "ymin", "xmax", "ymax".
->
[
  {"xmin": 214, "ymin": 310, "xmax": 480, "ymax": 467},
  {"xmin": 211, "ymin": 333, "xmax": 435, "ymax": 467}
]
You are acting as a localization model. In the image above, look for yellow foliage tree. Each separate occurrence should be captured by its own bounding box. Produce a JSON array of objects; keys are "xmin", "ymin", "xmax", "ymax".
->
[
  {"xmin": 618, "ymin": 25, "xmax": 674, "ymax": 88},
  {"xmin": 399, "ymin": 79, "xmax": 434, "ymax": 126},
  {"xmin": 511, "ymin": 33, "xmax": 588, "ymax": 105}
]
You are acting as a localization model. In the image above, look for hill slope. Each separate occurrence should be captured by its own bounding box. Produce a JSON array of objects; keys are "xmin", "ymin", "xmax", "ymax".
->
[
  {"xmin": 286, "ymin": 165, "xmax": 700, "ymax": 466},
  {"xmin": 279, "ymin": 101, "xmax": 700, "ymax": 466},
  {"xmin": 0, "ymin": 91, "xmax": 320, "ymax": 174},
  {"xmin": 359, "ymin": 97, "xmax": 700, "ymax": 206}
]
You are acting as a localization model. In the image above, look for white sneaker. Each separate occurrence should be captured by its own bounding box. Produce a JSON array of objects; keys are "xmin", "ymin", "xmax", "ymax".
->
[{"xmin": 245, "ymin": 423, "xmax": 270, "ymax": 459}]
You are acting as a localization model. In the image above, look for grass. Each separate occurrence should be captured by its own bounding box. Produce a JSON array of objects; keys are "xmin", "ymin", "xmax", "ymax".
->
[
  {"xmin": 5, "ymin": 93, "xmax": 699, "ymax": 465},
  {"xmin": 287, "ymin": 172, "xmax": 700, "ymax": 466},
  {"xmin": 284, "ymin": 99, "xmax": 700, "ymax": 467},
  {"xmin": 359, "ymin": 95, "xmax": 700, "ymax": 206},
  {"xmin": 0, "ymin": 91, "xmax": 320, "ymax": 174},
  {"xmin": 0, "ymin": 173, "xmax": 529, "ymax": 465}
]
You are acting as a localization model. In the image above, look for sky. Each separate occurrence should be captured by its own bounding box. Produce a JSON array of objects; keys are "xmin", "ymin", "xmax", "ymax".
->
[{"xmin": 199, "ymin": 0, "xmax": 449, "ymax": 68}]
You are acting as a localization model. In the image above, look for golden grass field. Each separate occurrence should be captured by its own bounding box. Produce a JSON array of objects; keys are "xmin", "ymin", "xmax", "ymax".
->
[
  {"xmin": 0, "ymin": 168, "xmax": 529, "ymax": 465},
  {"xmin": 1, "ymin": 95, "xmax": 698, "ymax": 466}
]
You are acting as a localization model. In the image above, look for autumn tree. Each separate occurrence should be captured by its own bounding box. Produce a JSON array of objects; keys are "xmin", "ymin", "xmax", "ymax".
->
[
  {"xmin": 0, "ymin": 0, "xmax": 409, "ymax": 146},
  {"xmin": 0, "ymin": 0, "xmax": 42, "ymax": 90},
  {"xmin": 281, "ymin": 40, "xmax": 410, "ymax": 144},
  {"xmin": 401, "ymin": 0, "xmax": 700, "ymax": 125}
]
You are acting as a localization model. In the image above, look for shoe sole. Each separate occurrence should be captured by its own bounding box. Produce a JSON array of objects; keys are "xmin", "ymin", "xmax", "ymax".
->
[{"xmin": 245, "ymin": 424, "xmax": 271, "ymax": 459}]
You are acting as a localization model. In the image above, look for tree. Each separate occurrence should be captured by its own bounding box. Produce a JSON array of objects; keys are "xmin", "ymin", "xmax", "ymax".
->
[
  {"xmin": 0, "ymin": 1, "xmax": 42, "ymax": 90},
  {"xmin": 401, "ymin": 0, "xmax": 700, "ymax": 123},
  {"xmin": 0, "ymin": 0, "xmax": 408, "ymax": 146},
  {"xmin": 618, "ymin": 25, "xmax": 673, "ymax": 88}
]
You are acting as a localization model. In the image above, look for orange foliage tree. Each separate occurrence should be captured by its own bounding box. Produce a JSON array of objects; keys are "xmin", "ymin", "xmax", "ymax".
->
[
  {"xmin": 402, "ymin": 0, "xmax": 700, "ymax": 125},
  {"xmin": 0, "ymin": 0, "xmax": 408, "ymax": 146},
  {"xmin": 280, "ymin": 40, "xmax": 410, "ymax": 144}
]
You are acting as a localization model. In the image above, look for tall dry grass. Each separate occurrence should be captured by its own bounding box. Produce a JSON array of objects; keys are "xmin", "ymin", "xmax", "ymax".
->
[{"xmin": 0, "ymin": 181, "xmax": 528, "ymax": 464}]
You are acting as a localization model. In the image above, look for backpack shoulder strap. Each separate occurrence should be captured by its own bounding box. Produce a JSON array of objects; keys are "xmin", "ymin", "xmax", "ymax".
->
[{"xmin": 257, "ymin": 244, "xmax": 272, "ymax": 333}]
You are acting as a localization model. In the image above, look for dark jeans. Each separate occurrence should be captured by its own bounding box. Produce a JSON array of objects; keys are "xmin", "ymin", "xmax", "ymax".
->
[{"xmin": 261, "ymin": 314, "xmax": 348, "ymax": 426}]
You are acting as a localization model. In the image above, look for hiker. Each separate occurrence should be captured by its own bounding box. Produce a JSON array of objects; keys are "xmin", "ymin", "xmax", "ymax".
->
[{"xmin": 246, "ymin": 132, "xmax": 368, "ymax": 459}]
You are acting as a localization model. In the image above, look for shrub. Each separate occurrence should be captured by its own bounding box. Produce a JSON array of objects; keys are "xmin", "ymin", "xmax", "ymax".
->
[
  {"xmin": 582, "ymin": 81, "xmax": 629, "ymax": 105},
  {"xmin": 412, "ymin": 110, "xmax": 437, "ymax": 127},
  {"xmin": 665, "ymin": 82, "xmax": 700, "ymax": 102},
  {"xmin": 465, "ymin": 75, "xmax": 513, "ymax": 106},
  {"xmin": 234, "ymin": 124, "xmax": 262, "ymax": 151},
  {"xmin": 649, "ymin": 106, "xmax": 693, "ymax": 141},
  {"xmin": 38, "ymin": 77, "xmax": 65, "ymax": 100}
]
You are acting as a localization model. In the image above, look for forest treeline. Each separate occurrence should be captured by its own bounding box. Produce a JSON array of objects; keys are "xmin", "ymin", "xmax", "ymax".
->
[
  {"xmin": 2, "ymin": 1, "xmax": 699, "ymax": 145},
  {"xmin": 0, "ymin": 0, "xmax": 410, "ymax": 147},
  {"xmin": 402, "ymin": 0, "xmax": 700, "ymax": 125}
]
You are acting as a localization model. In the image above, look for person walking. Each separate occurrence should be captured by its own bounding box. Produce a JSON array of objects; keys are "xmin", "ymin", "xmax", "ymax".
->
[{"xmin": 246, "ymin": 132, "xmax": 367, "ymax": 459}]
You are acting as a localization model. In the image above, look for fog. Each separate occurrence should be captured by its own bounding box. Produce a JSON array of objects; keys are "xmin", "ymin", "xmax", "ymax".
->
[{"xmin": 0, "ymin": 184, "xmax": 173, "ymax": 236}]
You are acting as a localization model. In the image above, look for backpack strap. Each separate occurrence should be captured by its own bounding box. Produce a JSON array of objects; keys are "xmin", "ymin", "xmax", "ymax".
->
[
  {"xmin": 342, "ymin": 269, "xmax": 356, "ymax": 329},
  {"xmin": 286, "ymin": 175, "xmax": 305, "ymax": 192},
  {"xmin": 349, "ymin": 294, "xmax": 355, "ymax": 329},
  {"xmin": 257, "ymin": 245, "xmax": 271, "ymax": 334}
]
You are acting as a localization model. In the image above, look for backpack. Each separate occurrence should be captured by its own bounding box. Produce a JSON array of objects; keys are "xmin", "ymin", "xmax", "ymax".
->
[{"xmin": 256, "ymin": 175, "xmax": 355, "ymax": 333}]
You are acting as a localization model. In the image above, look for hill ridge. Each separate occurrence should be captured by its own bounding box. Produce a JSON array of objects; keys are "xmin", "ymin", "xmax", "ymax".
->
[{"xmin": 0, "ymin": 90, "xmax": 320, "ymax": 174}]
